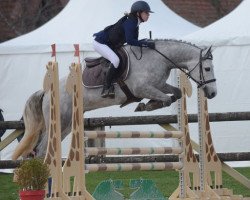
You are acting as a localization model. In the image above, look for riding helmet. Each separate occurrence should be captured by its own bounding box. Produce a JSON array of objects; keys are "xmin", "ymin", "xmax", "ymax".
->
[{"xmin": 131, "ymin": 1, "xmax": 154, "ymax": 13}]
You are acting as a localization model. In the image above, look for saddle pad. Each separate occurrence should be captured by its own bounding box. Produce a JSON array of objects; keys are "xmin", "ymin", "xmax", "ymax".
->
[{"xmin": 82, "ymin": 47, "xmax": 130, "ymax": 88}]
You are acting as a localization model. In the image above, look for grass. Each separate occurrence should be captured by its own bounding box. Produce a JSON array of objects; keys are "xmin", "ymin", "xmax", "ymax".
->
[{"xmin": 0, "ymin": 168, "xmax": 250, "ymax": 200}]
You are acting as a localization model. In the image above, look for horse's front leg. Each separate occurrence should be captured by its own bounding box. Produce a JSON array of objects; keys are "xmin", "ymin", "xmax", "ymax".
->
[
  {"xmin": 159, "ymin": 83, "xmax": 182, "ymax": 100},
  {"xmin": 135, "ymin": 83, "xmax": 182, "ymax": 112},
  {"xmin": 134, "ymin": 85, "xmax": 175, "ymax": 111}
]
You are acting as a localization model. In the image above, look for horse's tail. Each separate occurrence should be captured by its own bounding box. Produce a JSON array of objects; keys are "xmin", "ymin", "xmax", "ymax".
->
[{"xmin": 12, "ymin": 90, "xmax": 46, "ymax": 160}]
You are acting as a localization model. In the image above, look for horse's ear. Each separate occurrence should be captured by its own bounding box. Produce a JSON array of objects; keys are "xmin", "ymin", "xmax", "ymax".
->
[
  {"xmin": 208, "ymin": 45, "xmax": 212, "ymax": 51},
  {"xmin": 206, "ymin": 45, "xmax": 216, "ymax": 53},
  {"xmin": 204, "ymin": 46, "xmax": 212, "ymax": 53},
  {"xmin": 210, "ymin": 46, "xmax": 216, "ymax": 52},
  {"xmin": 202, "ymin": 46, "xmax": 213, "ymax": 60}
]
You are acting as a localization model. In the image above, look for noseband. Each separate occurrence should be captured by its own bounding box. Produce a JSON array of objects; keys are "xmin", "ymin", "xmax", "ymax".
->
[{"xmin": 154, "ymin": 48, "xmax": 216, "ymax": 88}]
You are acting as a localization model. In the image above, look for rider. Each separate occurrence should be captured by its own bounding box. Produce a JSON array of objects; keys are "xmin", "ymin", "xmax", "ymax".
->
[{"xmin": 93, "ymin": 1, "xmax": 155, "ymax": 98}]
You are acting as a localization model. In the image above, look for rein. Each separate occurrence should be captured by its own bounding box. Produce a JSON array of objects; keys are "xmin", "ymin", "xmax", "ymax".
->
[
  {"xmin": 130, "ymin": 46, "xmax": 143, "ymax": 60},
  {"xmin": 153, "ymin": 48, "xmax": 216, "ymax": 88}
]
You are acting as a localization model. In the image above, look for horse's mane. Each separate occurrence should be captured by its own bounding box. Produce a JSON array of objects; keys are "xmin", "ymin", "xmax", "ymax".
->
[{"xmin": 154, "ymin": 38, "xmax": 202, "ymax": 50}]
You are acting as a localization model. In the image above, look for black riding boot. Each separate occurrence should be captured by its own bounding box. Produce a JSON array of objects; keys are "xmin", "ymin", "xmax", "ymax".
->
[{"xmin": 101, "ymin": 64, "xmax": 116, "ymax": 98}]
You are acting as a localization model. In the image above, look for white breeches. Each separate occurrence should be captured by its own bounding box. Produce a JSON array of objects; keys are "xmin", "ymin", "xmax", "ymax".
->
[{"xmin": 93, "ymin": 40, "xmax": 120, "ymax": 68}]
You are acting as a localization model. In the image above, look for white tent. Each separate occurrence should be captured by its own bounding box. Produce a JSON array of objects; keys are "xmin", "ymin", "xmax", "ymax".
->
[
  {"xmin": 182, "ymin": 1, "xmax": 250, "ymax": 166},
  {"xmin": 0, "ymin": 0, "xmax": 199, "ymax": 167},
  {"xmin": 0, "ymin": 0, "xmax": 199, "ymax": 121},
  {"xmin": 1, "ymin": 1, "xmax": 199, "ymax": 49}
]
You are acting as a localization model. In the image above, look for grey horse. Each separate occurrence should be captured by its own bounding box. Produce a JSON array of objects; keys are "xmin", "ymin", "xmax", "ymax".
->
[{"xmin": 12, "ymin": 39, "xmax": 217, "ymax": 160}]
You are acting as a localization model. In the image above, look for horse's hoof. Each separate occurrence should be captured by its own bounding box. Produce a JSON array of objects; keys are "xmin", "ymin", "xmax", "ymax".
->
[
  {"xmin": 145, "ymin": 100, "xmax": 164, "ymax": 111},
  {"xmin": 174, "ymin": 88, "xmax": 182, "ymax": 99},
  {"xmin": 162, "ymin": 101, "xmax": 171, "ymax": 107},
  {"xmin": 135, "ymin": 103, "xmax": 146, "ymax": 112},
  {"xmin": 107, "ymin": 94, "xmax": 115, "ymax": 99},
  {"xmin": 145, "ymin": 106, "xmax": 154, "ymax": 111},
  {"xmin": 170, "ymin": 95, "xmax": 177, "ymax": 103},
  {"xmin": 145, "ymin": 104, "xmax": 160, "ymax": 111}
]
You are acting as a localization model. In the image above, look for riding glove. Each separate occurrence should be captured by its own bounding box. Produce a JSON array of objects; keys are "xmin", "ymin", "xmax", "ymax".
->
[{"xmin": 146, "ymin": 41, "xmax": 155, "ymax": 49}]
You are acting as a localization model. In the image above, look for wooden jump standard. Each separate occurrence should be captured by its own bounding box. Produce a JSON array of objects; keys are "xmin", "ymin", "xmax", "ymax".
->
[{"xmin": 21, "ymin": 60, "xmax": 248, "ymax": 199}]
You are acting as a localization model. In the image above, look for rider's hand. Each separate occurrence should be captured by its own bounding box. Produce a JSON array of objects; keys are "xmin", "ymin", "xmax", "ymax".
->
[{"xmin": 146, "ymin": 41, "xmax": 155, "ymax": 49}]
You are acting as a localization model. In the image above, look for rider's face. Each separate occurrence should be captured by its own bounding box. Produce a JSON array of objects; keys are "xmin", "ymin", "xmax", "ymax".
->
[{"xmin": 140, "ymin": 11, "xmax": 150, "ymax": 22}]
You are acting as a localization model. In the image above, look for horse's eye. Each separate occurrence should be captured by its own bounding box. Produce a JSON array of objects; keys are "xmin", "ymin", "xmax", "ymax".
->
[
  {"xmin": 208, "ymin": 55, "xmax": 213, "ymax": 59},
  {"xmin": 205, "ymin": 67, "xmax": 210, "ymax": 72}
]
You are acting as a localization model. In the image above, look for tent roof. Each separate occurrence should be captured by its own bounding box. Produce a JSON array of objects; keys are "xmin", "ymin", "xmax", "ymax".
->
[
  {"xmin": 0, "ymin": 0, "xmax": 199, "ymax": 53},
  {"xmin": 183, "ymin": 1, "xmax": 250, "ymax": 46}
]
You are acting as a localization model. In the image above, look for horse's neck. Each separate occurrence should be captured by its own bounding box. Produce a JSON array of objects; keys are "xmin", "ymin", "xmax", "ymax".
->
[{"xmin": 157, "ymin": 41, "xmax": 201, "ymax": 70}]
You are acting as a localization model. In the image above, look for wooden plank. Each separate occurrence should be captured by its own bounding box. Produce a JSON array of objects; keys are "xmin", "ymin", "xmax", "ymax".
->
[
  {"xmin": 1, "ymin": 111, "xmax": 250, "ymax": 129},
  {"xmin": 0, "ymin": 129, "xmax": 24, "ymax": 151},
  {"xmin": 222, "ymin": 162, "xmax": 250, "ymax": 189},
  {"xmin": 160, "ymin": 124, "xmax": 178, "ymax": 131},
  {"xmin": 1, "ymin": 152, "xmax": 250, "ymax": 169},
  {"xmin": 0, "ymin": 121, "xmax": 24, "ymax": 130}
]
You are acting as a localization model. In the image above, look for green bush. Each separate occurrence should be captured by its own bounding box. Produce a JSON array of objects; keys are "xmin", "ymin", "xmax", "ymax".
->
[{"xmin": 15, "ymin": 158, "xmax": 50, "ymax": 190}]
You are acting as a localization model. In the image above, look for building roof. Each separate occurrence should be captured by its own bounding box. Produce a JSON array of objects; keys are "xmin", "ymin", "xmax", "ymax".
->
[
  {"xmin": 0, "ymin": 0, "xmax": 242, "ymax": 42},
  {"xmin": 162, "ymin": 0, "xmax": 242, "ymax": 27}
]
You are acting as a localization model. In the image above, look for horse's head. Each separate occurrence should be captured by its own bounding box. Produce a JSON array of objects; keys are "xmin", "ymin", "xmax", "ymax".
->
[
  {"xmin": 187, "ymin": 46, "xmax": 217, "ymax": 99},
  {"xmin": 152, "ymin": 40, "xmax": 217, "ymax": 99}
]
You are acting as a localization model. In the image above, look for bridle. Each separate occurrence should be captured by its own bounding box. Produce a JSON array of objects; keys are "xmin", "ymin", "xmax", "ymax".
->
[{"xmin": 153, "ymin": 47, "xmax": 216, "ymax": 88}]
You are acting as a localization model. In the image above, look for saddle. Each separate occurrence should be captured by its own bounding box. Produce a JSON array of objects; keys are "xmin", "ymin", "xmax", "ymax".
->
[
  {"xmin": 83, "ymin": 47, "xmax": 142, "ymax": 107},
  {"xmin": 82, "ymin": 47, "xmax": 129, "ymax": 88}
]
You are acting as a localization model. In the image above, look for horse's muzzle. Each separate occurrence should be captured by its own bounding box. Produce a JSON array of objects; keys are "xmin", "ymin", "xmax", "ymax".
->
[{"xmin": 203, "ymin": 85, "xmax": 217, "ymax": 99}]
